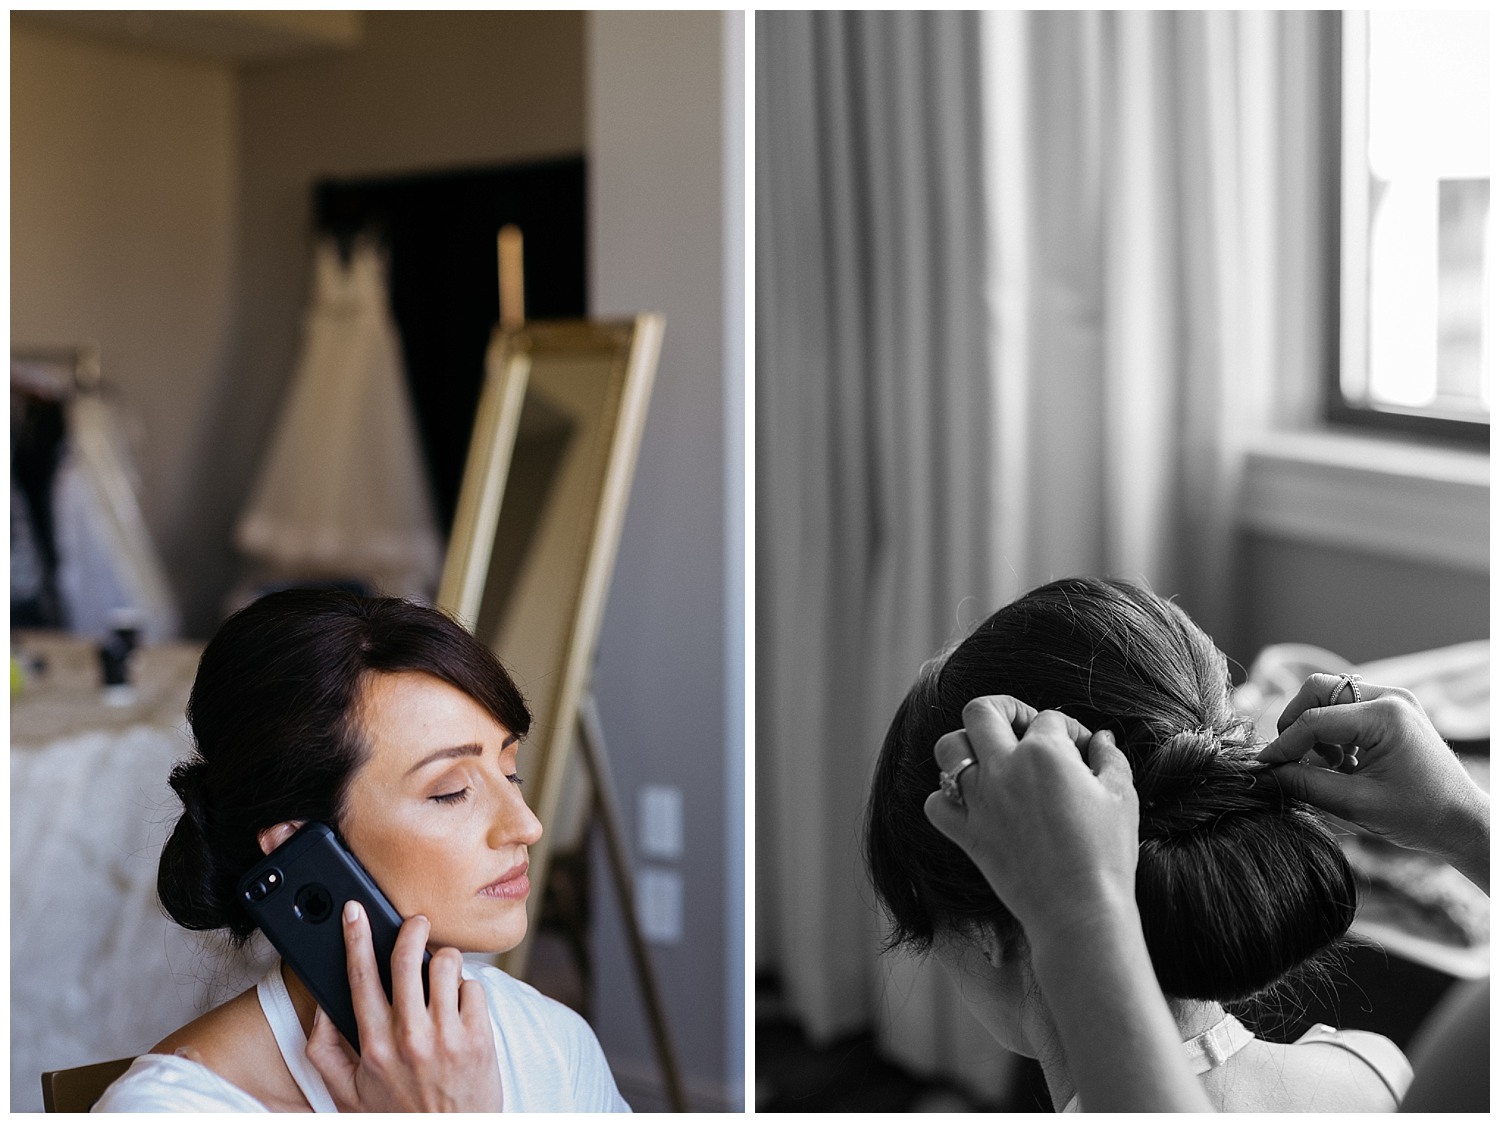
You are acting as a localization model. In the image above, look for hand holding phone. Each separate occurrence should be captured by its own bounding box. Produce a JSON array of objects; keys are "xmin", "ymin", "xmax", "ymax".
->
[
  {"xmin": 238, "ymin": 822, "xmax": 502, "ymax": 1110},
  {"xmin": 237, "ymin": 822, "xmax": 428, "ymax": 1053},
  {"xmin": 305, "ymin": 906, "xmax": 504, "ymax": 1112}
]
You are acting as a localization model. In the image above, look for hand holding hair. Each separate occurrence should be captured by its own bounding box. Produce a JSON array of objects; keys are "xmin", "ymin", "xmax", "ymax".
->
[
  {"xmin": 923, "ymin": 695, "xmax": 1211, "ymax": 1112},
  {"xmin": 1257, "ymin": 675, "xmax": 1489, "ymax": 892},
  {"xmin": 923, "ymin": 696, "xmax": 1137, "ymax": 942},
  {"xmin": 305, "ymin": 905, "xmax": 503, "ymax": 1112}
]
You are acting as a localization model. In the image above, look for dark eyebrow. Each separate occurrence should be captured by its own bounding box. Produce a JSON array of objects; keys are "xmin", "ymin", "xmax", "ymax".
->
[{"xmin": 405, "ymin": 734, "xmax": 519, "ymax": 776}]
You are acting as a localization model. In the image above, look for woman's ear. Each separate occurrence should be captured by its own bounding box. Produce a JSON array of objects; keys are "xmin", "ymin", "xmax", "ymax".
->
[{"xmin": 257, "ymin": 820, "xmax": 305, "ymax": 856}]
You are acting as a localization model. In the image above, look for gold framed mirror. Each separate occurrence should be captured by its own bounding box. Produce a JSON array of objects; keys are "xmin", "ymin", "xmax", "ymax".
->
[{"xmin": 436, "ymin": 315, "xmax": 663, "ymax": 973}]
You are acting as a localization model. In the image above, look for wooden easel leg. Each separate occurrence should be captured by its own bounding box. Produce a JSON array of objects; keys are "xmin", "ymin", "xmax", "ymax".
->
[{"xmin": 576, "ymin": 694, "xmax": 690, "ymax": 1112}]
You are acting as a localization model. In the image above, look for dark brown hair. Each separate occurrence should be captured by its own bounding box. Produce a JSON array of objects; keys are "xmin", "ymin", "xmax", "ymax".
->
[
  {"xmin": 158, "ymin": 589, "xmax": 530, "ymax": 943},
  {"xmin": 865, "ymin": 576, "xmax": 1356, "ymax": 1003}
]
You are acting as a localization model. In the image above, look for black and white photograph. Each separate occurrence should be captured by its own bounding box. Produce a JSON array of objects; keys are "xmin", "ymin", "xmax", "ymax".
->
[{"xmin": 754, "ymin": 9, "xmax": 1488, "ymax": 1113}]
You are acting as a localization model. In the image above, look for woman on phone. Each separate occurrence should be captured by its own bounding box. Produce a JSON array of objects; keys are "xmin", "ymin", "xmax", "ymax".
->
[
  {"xmin": 95, "ymin": 589, "xmax": 629, "ymax": 1112},
  {"xmin": 865, "ymin": 576, "xmax": 1412, "ymax": 1112}
]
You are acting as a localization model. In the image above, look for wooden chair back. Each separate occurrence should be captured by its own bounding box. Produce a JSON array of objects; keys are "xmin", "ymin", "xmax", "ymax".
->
[{"xmin": 40, "ymin": 1057, "xmax": 135, "ymax": 1112}]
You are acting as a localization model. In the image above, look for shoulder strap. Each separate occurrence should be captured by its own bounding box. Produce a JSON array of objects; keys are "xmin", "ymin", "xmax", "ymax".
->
[
  {"xmin": 1297, "ymin": 1024, "xmax": 1411, "ymax": 1105},
  {"xmin": 256, "ymin": 960, "xmax": 341, "ymax": 1113}
]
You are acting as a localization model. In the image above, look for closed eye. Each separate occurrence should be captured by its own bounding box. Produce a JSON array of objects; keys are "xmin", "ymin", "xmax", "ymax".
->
[
  {"xmin": 507, "ymin": 773, "xmax": 523, "ymax": 786},
  {"xmin": 431, "ymin": 787, "xmax": 471, "ymax": 805}
]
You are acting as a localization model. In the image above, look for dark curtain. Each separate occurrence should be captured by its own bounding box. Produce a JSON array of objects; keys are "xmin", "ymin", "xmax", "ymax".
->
[{"xmin": 313, "ymin": 156, "xmax": 587, "ymax": 532}]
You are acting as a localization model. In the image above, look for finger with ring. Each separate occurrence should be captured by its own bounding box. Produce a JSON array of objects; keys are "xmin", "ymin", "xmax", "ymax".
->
[
  {"xmin": 939, "ymin": 757, "xmax": 977, "ymax": 806},
  {"xmin": 1327, "ymin": 673, "xmax": 1363, "ymax": 707}
]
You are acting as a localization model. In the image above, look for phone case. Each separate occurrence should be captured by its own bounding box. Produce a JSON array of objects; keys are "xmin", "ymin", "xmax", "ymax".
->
[{"xmin": 237, "ymin": 821, "xmax": 428, "ymax": 1053}]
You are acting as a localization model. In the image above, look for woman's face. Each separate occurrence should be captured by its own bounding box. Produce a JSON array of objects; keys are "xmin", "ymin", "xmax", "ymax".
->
[{"xmin": 338, "ymin": 670, "xmax": 542, "ymax": 954}]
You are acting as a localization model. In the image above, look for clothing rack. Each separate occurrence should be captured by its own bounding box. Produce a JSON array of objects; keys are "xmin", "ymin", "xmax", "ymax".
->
[
  {"xmin": 11, "ymin": 343, "xmax": 102, "ymax": 397},
  {"xmin": 10, "ymin": 343, "xmax": 181, "ymax": 640}
]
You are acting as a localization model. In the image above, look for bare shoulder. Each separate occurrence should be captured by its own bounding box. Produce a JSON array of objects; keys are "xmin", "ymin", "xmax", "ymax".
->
[
  {"xmin": 148, "ymin": 986, "xmax": 304, "ymax": 1111},
  {"xmin": 1292, "ymin": 1027, "xmax": 1412, "ymax": 1110},
  {"xmin": 149, "ymin": 984, "xmax": 261, "ymax": 1061}
]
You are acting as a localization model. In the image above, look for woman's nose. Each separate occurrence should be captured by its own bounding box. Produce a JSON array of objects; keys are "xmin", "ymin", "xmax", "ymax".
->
[{"xmin": 491, "ymin": 784, "xmax": 544, "ymax": 847}]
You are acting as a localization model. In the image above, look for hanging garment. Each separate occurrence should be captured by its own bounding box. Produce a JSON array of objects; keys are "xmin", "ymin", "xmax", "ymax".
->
[
  {"xmin": 235, "ymin": 239, "xmax": 443, "ymax": 600},
  {"xmin": 54, "ymin": 392, "xmax": 182, "ymax": 642}
]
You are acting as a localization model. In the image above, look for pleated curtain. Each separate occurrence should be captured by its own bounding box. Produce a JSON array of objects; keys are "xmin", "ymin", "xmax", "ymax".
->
[{"xmin": 757, "ymin": 8, "xmax": 1313, "ymax": 1099}]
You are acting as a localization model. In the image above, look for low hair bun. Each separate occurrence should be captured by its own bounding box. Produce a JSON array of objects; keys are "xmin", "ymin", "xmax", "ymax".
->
[
  {"xmin": 865, "ymin": 577, "xmax": 1360, "ymax": 1008},
  {"xmin": 154, "ymin": 590, "xmax": 532, "ymax": 947},
  {"xmin": 157, "ymin": 758, "xmax": 256, "ymax": 939},
  {"xmin": 1132, "ymin": 728, "xmax": 1356, "ymax": 1002},
  {"xmin": 1134, "ymin": 728, "xmax": 1257, "ymax": 839}
]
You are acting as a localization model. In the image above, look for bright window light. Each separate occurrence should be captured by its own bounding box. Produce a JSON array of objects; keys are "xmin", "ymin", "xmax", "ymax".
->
[{"xmin": 1340, "ymin": 11, "xmax": 1490, "ymax": 426}]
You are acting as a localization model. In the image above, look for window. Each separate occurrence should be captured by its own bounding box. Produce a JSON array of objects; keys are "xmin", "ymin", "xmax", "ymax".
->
[{"xmin": 1332, "ymin": 11, "xmax": 1490, "ymax": 443}]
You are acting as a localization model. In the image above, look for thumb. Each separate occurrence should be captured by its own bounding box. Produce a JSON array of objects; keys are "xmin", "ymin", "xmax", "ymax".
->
[
  {"xmin": 923, "ymin": 788, "xmax": 966, "ymax": 844},
  {"xmin": 1087, "ymin": 730, "xmax": 1133, "ymax": 795},
  {"xmin": 1264, "ymin": 760, "xmax": 1351, "ymax": 817},
  {"xmin": 304, "ymin": 1005, "xmax": 358, "ymax": 1103}
]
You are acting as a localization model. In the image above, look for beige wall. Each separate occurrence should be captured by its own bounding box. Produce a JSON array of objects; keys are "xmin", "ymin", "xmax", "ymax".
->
[
  {"xmin": 11, "ymin": 12, "xmax": 587, "ymax": 635},
  {"xmin": 586, "ymin": 11, "xmax": 743, "ymax": 1111},
  {"xmin": 11, "ymin": 23, "xmax": 238, "ymax": 616}
]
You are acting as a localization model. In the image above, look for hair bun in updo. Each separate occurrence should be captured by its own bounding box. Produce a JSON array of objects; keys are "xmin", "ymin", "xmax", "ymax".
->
[
  {"xmin": 865, "ymin": 576, "xmax": 1358, "ymax": 1008},
  {"xmin": 1130, "ymin": 726, "xmax": 1356, "ymax": 1003},
  {"xmin": 157, "ymin": 756, "xmax": 254, "ymax": 937}
]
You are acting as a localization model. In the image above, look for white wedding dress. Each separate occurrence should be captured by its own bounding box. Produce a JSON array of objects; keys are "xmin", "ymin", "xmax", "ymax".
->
[{"xmin": 235, "ymin": 239, "xmax": 442, "ymax": 600}]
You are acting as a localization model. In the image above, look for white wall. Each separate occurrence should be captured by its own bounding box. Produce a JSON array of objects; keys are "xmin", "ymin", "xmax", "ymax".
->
[{"xmin": 586, "ymin": 11, "xmax": 745, "ymax": 1112}]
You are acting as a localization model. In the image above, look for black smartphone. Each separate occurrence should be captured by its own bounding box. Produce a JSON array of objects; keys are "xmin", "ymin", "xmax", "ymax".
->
[{"xmin": 237, "ymin": 821, "xmax": 430, "ymax": 1054}]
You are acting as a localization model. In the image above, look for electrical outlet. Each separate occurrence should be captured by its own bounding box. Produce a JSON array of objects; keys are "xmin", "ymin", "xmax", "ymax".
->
[
  {"xmin": 637, "ymin": 867, "xmax": 683, "ymax": 944},
  {"xmin": 638, "ymin": 784, "xmax": 683, "ymax": 859}
]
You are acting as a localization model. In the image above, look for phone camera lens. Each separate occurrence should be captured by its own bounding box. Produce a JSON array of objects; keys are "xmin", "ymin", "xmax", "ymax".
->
[{"xmin": 245, "ymin": 868, "xmax": 284, "ymax": 903}]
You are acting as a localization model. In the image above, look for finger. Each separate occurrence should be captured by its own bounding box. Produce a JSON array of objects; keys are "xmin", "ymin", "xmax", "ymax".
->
[
  {"xmin": 342, "ymin": 900, "xmax": 393, "ymax": 1039},
  {"xmin": 933, "ymin": 728, "xmax": 977, "ymax": 774},
  {"xmin": 1274, "ymin": 673, "xmax": 1397, "ymax": 733},
  {"xmin": 1258, "ymin": 702, "xmax": 1381, "ymax": 764},
  {"xmin": 1025, "ymin": 709, "xmax": 1095, "ymax": 755},
  {"xmin": 1274, "ymin": 674, "xmax": 1347, "ymax": 733},
  {"xmin": 961, "ymin": 695, "xmax": 1036, "ymax": 759},
  {"xmin": 390, "ymin": 913, "xmax": 431, "ymax": 1018},
  {"xmin": 1263, "ymin": 760, "xmax": 1355, "ymax": 818},
  {"xmin": 923, "ymin": 787, "xmax": 967, "ymax": 841},
  {"xmin": 305, "ymin": 1003, "xmax": 358, "ymax": 1102},
  {"xmin": 427, "ymin": 946, "xmax": 463, "ymax": 1025},
  {"xmin": 457, "ymin": 977, "xmax": 494, "ymax": 1038},
  {"xmin": 1086, "ymin": 730, "xmax": 1134, "ymax": 796}
]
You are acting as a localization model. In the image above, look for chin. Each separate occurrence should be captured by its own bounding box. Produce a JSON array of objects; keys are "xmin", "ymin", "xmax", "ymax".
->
[{"xmin": 429, "ymin": 907, "xmax": 529, "ymax": 956}]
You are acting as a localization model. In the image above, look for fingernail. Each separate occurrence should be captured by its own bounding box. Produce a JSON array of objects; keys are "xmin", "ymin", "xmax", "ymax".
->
[
  {"xmin": 344, "ymin": 900, "xmax": 362, "ymax": 923},
  {"xmin": 174, "ymin": 1047, "xmax": 192, "ymax": 1059}
]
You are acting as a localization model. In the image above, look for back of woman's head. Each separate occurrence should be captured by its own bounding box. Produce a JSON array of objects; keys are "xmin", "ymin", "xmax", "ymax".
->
[
  {"xmin": 865, "ymin": 576, "xmax": 1355, "ymax": 1003},
  {"xmin": 158, "ymin": 589, "xmax": 531, "ymax": 943}
]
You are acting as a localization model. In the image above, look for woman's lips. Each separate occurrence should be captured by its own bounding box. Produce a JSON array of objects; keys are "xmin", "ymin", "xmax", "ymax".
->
[{"xmin": 478, "ymin": 862, "xmax": 530, "ymax": 900}]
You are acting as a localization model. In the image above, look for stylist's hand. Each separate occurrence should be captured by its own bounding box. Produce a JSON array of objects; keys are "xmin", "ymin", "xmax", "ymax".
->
[
  {"xmin": 1258, "ymin": 675, "xmax": 1489, "ymax": 891},
  {"xmin": 305, "ymin": 903, "xmax": 503, "ymax": 1112},
  {"xmin": 923, "ymin": 696, "xmax": 1138, "ymax": 938}
]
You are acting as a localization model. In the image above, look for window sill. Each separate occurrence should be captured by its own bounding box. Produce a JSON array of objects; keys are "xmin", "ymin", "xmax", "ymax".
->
[{"xmin": 1239, "ymin": 429, "xmax": 1489, "ymax": 573}]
